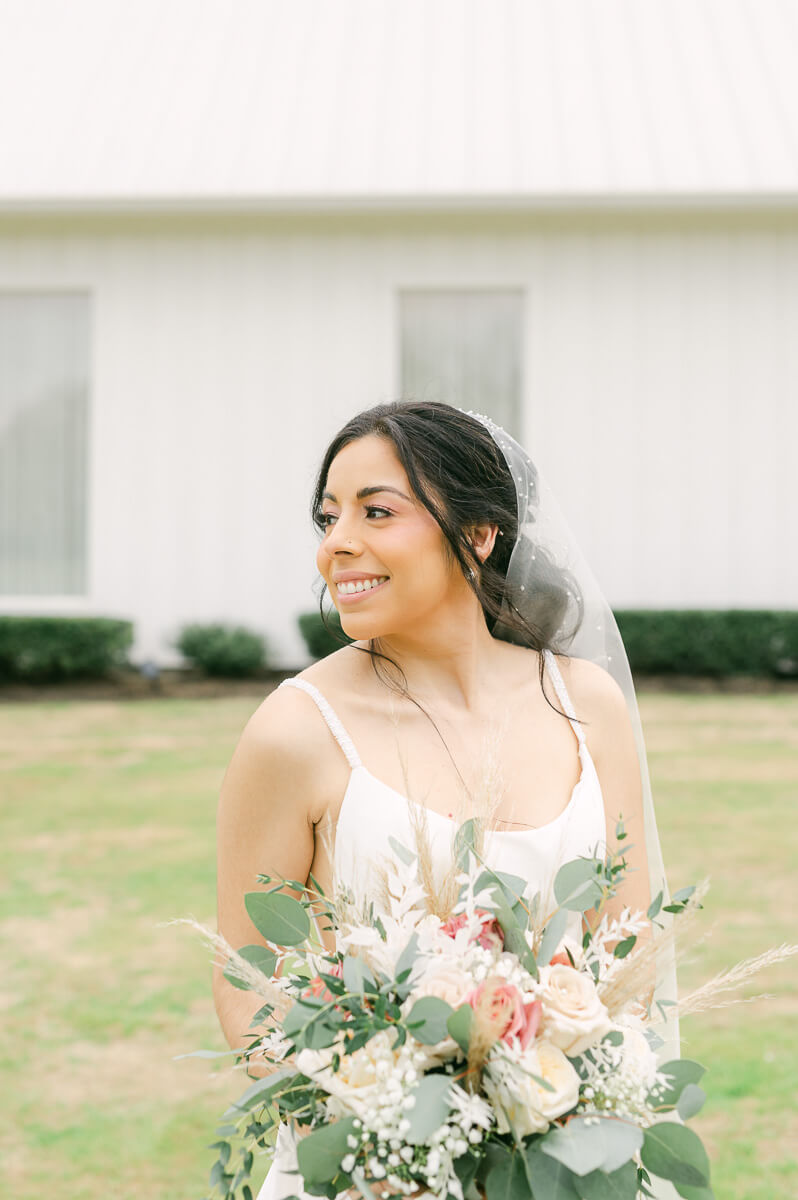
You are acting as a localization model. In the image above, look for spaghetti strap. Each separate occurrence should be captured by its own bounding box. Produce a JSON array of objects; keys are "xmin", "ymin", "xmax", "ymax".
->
[
  {"xmin": 277, "ymin": 678, "xmax": 362, "ymax": 770},
  {"xmin": 542, "ymin": 649, "xmax": 586, "ymax": 748}
]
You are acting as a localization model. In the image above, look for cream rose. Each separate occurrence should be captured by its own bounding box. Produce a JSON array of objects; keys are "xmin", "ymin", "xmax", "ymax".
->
[
  {"xmin": 483, "ymin": 1041, "xmax": 580, "ymax": 1136},
  {"xmin": 295, "ymin": 1028, "xmax": 399, "ymax": 1120},
  {"xmin": 539, "ymin": 963, "xmax": 612, "ymax": 1056},
  {"xmin": 409, "ymin": 963, "xmax": 473, "ymax": 1009}
]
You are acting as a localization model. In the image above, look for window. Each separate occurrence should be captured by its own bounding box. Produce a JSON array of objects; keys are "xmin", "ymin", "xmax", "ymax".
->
[
  {"xmin": 0, "ymin": 292, "xmax": 90, "ymax": 594},
  {"xmin": 398, "ymin": 289, "xmax": 523, "ymax": 436}
]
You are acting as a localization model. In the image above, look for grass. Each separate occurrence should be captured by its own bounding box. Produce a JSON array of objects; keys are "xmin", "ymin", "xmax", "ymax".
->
[{"xmin": 1, "ymin": 689, "xmax": 796, "ymax": 1199}]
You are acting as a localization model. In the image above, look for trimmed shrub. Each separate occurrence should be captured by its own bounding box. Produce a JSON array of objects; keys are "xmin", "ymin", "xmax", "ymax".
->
[
  {"xmin": 297, "ymin": 610, "xmax": 353, "ymax": 660},
  {"xmin": 175, "ymin": 622, "xmax": 268, "ymax": 677},
  {"xmin": 615, "ymin": 609, "xmax": 798, "ymax": 678},
  {"xmin": 0, "ymin": 616, "xmax": 134, "ymax": 682},
  {"xmin": 296, "ymin": 607, "xmax": 798, "ymax": 676}
]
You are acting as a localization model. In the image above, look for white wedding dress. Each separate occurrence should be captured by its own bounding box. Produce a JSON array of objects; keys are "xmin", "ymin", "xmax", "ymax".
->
[{"xmin": 256, "ymin": 648, "xmax": 607, "ymax": 1200}]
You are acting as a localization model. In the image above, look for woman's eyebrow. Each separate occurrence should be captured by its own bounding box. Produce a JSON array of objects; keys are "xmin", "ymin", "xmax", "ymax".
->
[{"xmin": 321, "ymin": 485, "xmax": 412, "ymax": 502}]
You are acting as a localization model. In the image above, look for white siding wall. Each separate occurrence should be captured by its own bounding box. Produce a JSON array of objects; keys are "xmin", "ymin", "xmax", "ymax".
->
[{"xmin": 0, "ymin": 211, "xmax": 795, "ymax": 667}]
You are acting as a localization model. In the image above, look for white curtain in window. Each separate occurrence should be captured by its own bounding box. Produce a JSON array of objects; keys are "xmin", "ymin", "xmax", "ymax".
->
[
  {"xmin": 399, "ymin": 290, "xmax": 523, "ymax": 436},
  {"xmin": 0, "ymin": 292, "xmax": 89, "ymax": 595}
]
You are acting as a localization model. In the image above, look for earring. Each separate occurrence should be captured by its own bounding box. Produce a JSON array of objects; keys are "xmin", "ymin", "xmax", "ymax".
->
[{"xmin": 467, "ymin": 566, "xmax": 476, "ymax": 580}]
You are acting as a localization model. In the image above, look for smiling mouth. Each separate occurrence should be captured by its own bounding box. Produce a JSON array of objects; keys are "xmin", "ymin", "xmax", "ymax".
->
[{"xmin": 334, "ymin": 576, "xmax": 390, "ymax": 602}]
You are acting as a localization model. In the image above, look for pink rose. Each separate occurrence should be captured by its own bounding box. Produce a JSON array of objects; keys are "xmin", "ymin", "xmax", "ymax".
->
[
  {"xmin": 441, "ymin": 908, "xmax": 505, "ymax": 952},
  {"xmin": 465, "ymin": 977, "xmax": 542, "ymax": 1050}
]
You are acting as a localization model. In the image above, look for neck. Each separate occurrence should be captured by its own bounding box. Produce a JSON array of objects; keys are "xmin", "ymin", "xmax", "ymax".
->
[{"xmin": 368, "ymin": 600, "xmax": 502, "ymax": 715}]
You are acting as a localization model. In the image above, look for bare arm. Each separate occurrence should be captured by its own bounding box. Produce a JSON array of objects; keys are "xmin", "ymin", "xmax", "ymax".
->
[
  {"xmin": 563, "ymin": 657, "xmax": 652, "ymax": 926},
  {"xmin": 213, "ymin": 687, "xmax": 325, "ymax": 1076}
]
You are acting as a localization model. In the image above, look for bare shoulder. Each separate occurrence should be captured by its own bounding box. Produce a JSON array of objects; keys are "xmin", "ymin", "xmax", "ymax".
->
[
  {"xmin": 550, "ymin": 652, "xmax": 631, "ymax": 753},
  {"xmin": 552, "ymin": 652, "xmax": 627, "ymax": 714},
  {"xmin": 240, "ymin": 675, "xmax": 336, "ymax": 784},
  {"xmin": 239, "ymin": 645, "xmax": 366, "ymax": 784}
]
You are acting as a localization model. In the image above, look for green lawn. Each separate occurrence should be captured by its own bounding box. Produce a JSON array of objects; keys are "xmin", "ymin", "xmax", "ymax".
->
[{"xmin": 1, "ymin": 689, "xmax": 795, "ymax": 1199}]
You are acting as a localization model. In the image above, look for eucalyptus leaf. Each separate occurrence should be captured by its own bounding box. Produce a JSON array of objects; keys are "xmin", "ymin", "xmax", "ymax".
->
[
  {"xmin": 296, "ymin": 1116, "xmax": 359, "ymax": 1185},
  {"xmin": 674, "ymin": 1185, "xmax": 714, "ymax": 1200},
  {"xmin": 223, "ymin": 943, "xmax": 278, "ymax": 990},
  {"xmin": 677, "ymin": 1083, "xmax": 706, "ymax": 1120},
  {"xmin": 485, "ymin": 882, "xmax": 537, "ymax": 975},
  {"xmin": 537, "ymin": 908, "xmax": 569, "ymax": 968},
  {"xmin": 387, "ymin": 834, "xmax": 416, "ymax": 866},
  {"xmin": 485, "ymin": 1148, "xmax": 530, "ymax": 1200},
  {"xmin": 523, "ymin": 1146, "xmax": 581, "ymax": 1199},
  {"xmin": 541, "ymin": 1116, "xmax": 643, "ymax": 1176},
  {"xmin": 446, "ymin": 1003, "xmax": 473, "ymax": 1054},
  {"xmin": 572, "ymin": 1161, "xmax": 639, "ymax": 1199},
  {"xmin": 454, "ymin": 818, "xmax": 480, "ymax": 870},
  {"xmin": 406, "ymin": 996, "xmax": 454, "ymax": 1045},
  {"xmin": 404, "ymin": 1073, "xmax": 454, "ymax": 1144},
  {"xmin": 222, "ymin": 1065, "xmax": 297, "ymax": 1117},
  {"xmin": 640, "ymin": 1123, "xmax": 710, "ymax": 1188},
  {"xmin": 244, "ymin": 891, "xmax": 310, "ymax": 946},
  {"xmin": 647, "ymin": 891, "xmax": 663, "ymax": 920},
  {"xmin": 342, "ymin": 954, "xmax": 377, "ymax": 994},
  {"xmin": 394, "ymin": 932, "xmax": 420, "ymax": 999},
  {"xmin": 671, "ymin": 886, "xmax": 696, "ymax": 903},
  {"xmin": 553, "ymin": 859, "xmax": 604, "ymax": 913},
  {"xmin": 650, "ymin": 1059, "xmax": 706, "ymax": 1109}
]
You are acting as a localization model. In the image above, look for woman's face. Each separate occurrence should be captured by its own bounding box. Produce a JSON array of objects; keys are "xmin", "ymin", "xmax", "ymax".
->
[{"xmin": 316, "ymin": 434, "xmax": 464, "ymax": 639}]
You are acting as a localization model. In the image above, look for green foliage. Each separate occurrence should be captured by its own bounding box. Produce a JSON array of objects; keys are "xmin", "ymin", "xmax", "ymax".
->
[
  {"xmin": 403, "ymin": 1074, "xmax": 455, "ymax": 1144},
  {"xmin": 175, "ymin": 622, "xmax": 268, "ymax": 677},
  {"xmin": 485, "ymin": 1146, "xmax": 529, "ymax": 1200},
  {"xmin": 446, "ymin": 1003, "xmax": 473, "ymax": 1054},
  {"xmin": 297, "ymin": 610, "xmax": 353, "ymax": 660},
  {"xmin": 405, "ymin": 996, "xmax": 454, "ymax": 1045},
  {"xmin": 296, "ymin": 1116, "xmax": 359, "ymax": 1185},
  {"xmin": 244, "ymin": 891, "xmax": 310, "ymax": 946},
  {"xmin": 651, "ymin": 1060, "xmax": 707, "ymax": 1110},
  {"xmin": 223, "ymin": 945, "xmax": 278, "ymax": 990},
  {"xmin": 540, "ymin": 1116, "xmax": 643, "ymax": 1176},
  {"xmin": 640, "ymin": 1122, "xmax": 711, "ymax": 1189},
  {"xmin": 0, "ymin": 615, "xmax": 133, "ymax": 681},
  {"xmin": 614, "ymin": 608, "xmax": 798, "ymax": 678},
  {"xmin": 553, "ymin": 858, "xmax": 604, "ymax": 913}
]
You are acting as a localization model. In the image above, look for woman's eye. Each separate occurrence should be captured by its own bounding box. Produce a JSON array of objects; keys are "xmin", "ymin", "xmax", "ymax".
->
[{"xmin": 319, "ymin": 506, "xmax": 391, "ymax": 529}]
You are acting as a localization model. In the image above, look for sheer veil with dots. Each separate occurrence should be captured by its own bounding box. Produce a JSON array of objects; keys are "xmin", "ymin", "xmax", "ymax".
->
[{"xmin": 461, "ymin": 408, "xmax": 680, "ymax": 1065}]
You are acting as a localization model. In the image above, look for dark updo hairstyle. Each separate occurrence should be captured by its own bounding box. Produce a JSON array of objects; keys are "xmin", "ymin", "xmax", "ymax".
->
[{"xmin": 310, "ymin": 400, "xmax": 585, "ymax": 737}]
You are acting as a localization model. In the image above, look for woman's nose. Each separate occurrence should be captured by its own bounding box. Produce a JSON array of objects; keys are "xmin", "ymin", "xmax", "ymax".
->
[{"xmin": 325, "ymin": 520, "xmax": 362, "ymax": 555}]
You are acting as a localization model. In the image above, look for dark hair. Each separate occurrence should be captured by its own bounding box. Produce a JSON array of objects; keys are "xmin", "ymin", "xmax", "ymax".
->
[{"xmin": 310, "ymin": 401, "xmax": 584, "ymax": 746}]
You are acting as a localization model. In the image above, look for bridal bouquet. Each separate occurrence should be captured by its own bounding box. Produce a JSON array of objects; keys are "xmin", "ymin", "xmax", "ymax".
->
[{"xmin": 178, "ymin": 817, "xmax": 754, "ymax": 1200}]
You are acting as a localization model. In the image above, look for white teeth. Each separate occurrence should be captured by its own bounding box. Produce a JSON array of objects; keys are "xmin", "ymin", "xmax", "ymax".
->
[{"xmin": 336, "ymin": 576, "xmax": 388, "ymax": 595}]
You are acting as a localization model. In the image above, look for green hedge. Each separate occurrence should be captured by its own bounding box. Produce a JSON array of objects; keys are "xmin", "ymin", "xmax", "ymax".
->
[
  {"xmin": 175, "ymin": 622, "xmax": 268, "ymax": 677},
  {"xmin": 297, "ymin": 610, "xmax": 353, "ymax": 660},
  {"xmin": 615, "ymin": 609, "xmax": 797, "ymax": 677},
  {"xmin": 0, "ymin": 616, "xmax": 134, "ymax": 682},
  {"xmin": 297, "ymin": 607, "xmax": 798, "ymax": 676}
]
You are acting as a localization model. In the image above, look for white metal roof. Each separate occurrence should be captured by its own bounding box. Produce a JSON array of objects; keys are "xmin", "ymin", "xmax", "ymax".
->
[{"xmin": 1, "ymin": 0, "xmax": 797, "ymax": 210}]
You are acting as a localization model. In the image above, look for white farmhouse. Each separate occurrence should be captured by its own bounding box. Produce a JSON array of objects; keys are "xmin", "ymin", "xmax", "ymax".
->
[{"xmin": 0, "ymin": 0, "xmax": 796, "ymax": 667}]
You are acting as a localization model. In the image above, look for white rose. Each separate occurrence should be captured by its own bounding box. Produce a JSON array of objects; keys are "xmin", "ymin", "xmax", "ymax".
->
[
  {"xmin": 539, "ymin": 963, "xmax": 612, "ymax": 1056},
  {"xmin": 483, "ymin": 1041, "xmax": 580, "ymax": 1136},
  {"xmin": 295, "ymin": 1029, "xmax": 399, "ymax": 1120}
]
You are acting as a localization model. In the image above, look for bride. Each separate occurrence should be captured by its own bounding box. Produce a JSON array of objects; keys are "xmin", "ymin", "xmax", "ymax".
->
[{"xmin": 212, "ymin": 401, "xmax": 678, "ymax": 1200}]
